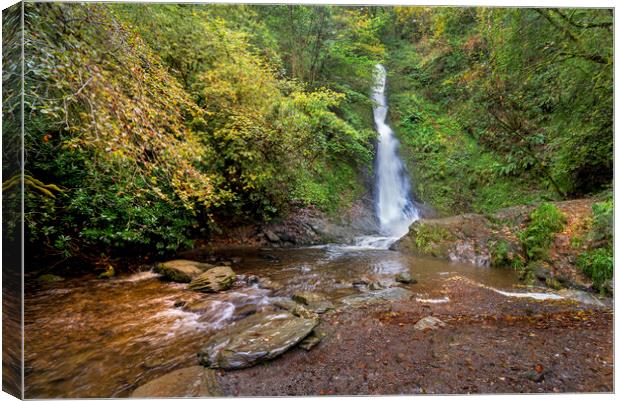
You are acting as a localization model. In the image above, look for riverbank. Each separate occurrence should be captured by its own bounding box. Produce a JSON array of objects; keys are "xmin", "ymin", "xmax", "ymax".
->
[
  {"xmin": 217, "ymin": 276, "xmax": 612, "ymax": 395},
  {"xmin": 392, "ymin": 198, "xmax": 612, "ymax": 294}
]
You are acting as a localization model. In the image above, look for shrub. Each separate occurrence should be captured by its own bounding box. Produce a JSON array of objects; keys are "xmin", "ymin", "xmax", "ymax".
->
[
  {"xmin": 518, "ymin": 203, "xmax": 566, "ymax": 261},
  {"xmin": 578, "ymin": 247, "xmax": 613, "ymax": 294}
]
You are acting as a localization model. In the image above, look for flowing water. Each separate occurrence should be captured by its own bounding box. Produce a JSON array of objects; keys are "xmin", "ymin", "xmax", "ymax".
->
[
  {"xmin": 24, "ymin": 248, "xmax": 523, "ymax": 398},
  {"xmin": 350, "ymin": 64, "xmax": 418, "ymax": 250},
  {"xmin": 372, "ymin": 64, "xmax": 418, "ymax": 239},
  {"xmin": 23, "ymin": 65, "xmax": 525, "ymax": 397}
]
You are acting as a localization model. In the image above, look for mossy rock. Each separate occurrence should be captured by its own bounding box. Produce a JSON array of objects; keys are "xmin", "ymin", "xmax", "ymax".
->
[
  {"xmin": 188, "ymin": 266, "xmax": 236, "ymax": 292},
  {"xmin": 154, "ymin": 259, "xmax": 214, "ymax": 283}
]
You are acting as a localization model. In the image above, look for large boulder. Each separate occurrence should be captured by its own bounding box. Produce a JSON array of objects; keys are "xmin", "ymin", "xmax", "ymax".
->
[
  {"xmin": 198, "ymin": 311, "xmax": 318, "ymax": 369},
  {"xmin": 131, "ymin": 366, "xmax": 222, "ymax": 397},
  {"xmin": 154, "ymin": 260, "xmax": 214, "ymax": 283},
  {"xmin": 188, "ymin": 266, "xmax": 236, "ymax": 292}
]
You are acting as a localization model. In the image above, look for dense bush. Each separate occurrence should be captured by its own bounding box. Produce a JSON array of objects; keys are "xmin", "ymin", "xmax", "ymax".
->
[
  {"xmin": 385, "ymin": 7, "xmax": 612, "ymax": 214},
  {"xmin": 578, "ymin": 248, "xmax": 613, "ymax": 294},
  {"xmin": 518, "ymin": 203, "xmax": 566, "ymax": 261}
]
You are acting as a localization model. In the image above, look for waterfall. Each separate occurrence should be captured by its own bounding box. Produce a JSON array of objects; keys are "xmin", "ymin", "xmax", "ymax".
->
[
  {"xmin": 324, "ymin": 64, "xmax": 419, "ymax": 252},
  {"xmin": 372, "ymin": 64, "xmax": 419, "ymax": 238}
]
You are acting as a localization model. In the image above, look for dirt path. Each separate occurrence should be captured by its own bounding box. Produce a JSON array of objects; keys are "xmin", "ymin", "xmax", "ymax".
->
[{"xmin": 217, "ymin": 277, "xmax": 613, "ymax": 395}]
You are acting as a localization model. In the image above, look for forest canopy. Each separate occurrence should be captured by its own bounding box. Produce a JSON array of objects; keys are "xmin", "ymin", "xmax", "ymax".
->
[{"xmin": 10, "ymin": 3, "xmax": 612, "ymax": 262}]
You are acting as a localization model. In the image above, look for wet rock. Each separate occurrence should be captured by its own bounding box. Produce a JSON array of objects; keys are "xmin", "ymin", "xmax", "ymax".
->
[
  {"xmin": 341, "ymin": 287, "xmax": 413, "ymax": 306},
  {"xmin": 413, "ymin": 316, "xmax": 446, "ymax": 331},
  {"xmin": 257, "ymin": 277, "xmax": 282, "ymax": 290},
  {"xmin": 292, "ymin": 291, "xmax": 334, "ymax": 313},
  {"xmin": 395, "ymin": 272, "xmax": 417, "ymax": 284},
  {"xmin": 531, "ymin": 262, "xmax": 552, "ymax": 282},
  {"xmin": 557, "ymin": 289, "xmax": 605, "ymax": 307},
  {"xmin": 183, "ymin": 299, "xmax": 213, "ymax": 313},
  {"xmin": 188, "ymin": 266, "xmax": 236, "ymax": 293},
  {"xmin": 131, "ymin": 366, "xmax": 222, "ymax": 397},
  {"xmin": 368, "ymin": 281, "xmax": 387, "ymax": 291},
  {"xmin": 264, "ymin": 229, "xmax": 280, "ymax": 243},
  {"xmin": 235, "ymin": 304, "xmax": 258, "ymax": 318},
  {"xmin": 37, "ymin": 274, "xmax": 65, "ymax": 283},
  {"xmin": 545, "ymin": 277, "xmax": 563, "ymax": 290},
  {"xmin": 154, "ymin": 260, "xmax": 214, "ymax": 283},
  {"xmin": 299, "ymin": 330, "xmax": 324, "ymax": 351},
  {"xmin": 272, "ymin": 297, "xmax": 317, "ymax": 319},
  {"xmin": 198, "ymin": 311, "xmax": 318, "ymax": 369}
]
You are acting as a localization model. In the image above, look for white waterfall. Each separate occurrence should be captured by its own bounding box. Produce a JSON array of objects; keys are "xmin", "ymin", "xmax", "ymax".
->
[{"xmin": 372, "ymin": 64, "xmax": 419, "ymax": 238}]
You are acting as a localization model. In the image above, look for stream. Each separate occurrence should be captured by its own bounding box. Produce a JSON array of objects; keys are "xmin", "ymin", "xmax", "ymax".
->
[{"xmin": 24, "ymin": 246, "xmax": 524, "ymax": 398}]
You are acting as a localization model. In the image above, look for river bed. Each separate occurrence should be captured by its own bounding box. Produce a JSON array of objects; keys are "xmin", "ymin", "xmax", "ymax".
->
[{"xmin": 26, "ymin": 246, "xmax": 527, "ymax": 397}]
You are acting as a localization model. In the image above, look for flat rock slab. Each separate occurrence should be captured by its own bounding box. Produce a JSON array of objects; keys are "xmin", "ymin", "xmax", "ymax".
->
[
  {"xmin": 188, "ymin": 266, "xmax": 236, "ymax": 292},
  {"xmin": 154, "ymin": 260, "xmax": 214, "ymax": 283},
  {"xmin": 131, "ymin": 366, "xmax": 222, "ymax": 397},
  {"xmin": 198, "ymin": 311, "xmax": 318, "ymax": 370},
  {"xmin": 341, "ymin": 287, "xmax": 413, "ymax": 307}
]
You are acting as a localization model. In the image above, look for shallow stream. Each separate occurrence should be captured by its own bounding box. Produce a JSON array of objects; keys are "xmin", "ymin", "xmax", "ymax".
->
[{"xmin": 24, "ymin": 245, "xmax": 522, "ymax": 397}]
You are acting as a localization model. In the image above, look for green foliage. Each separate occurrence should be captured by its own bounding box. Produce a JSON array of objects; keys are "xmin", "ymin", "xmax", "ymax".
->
[
  {"xmin": 386, "ymin": 7, "xmax": 611, "ymax": 214},
  {"xmin": 518, "ymin": 203, "xmax": 566, "ymax": 261},
  {"xmin": 22, "ymin": 3, "xmax": 379, "ymax": 262},
  {"xmin": 411, "ymin": 224, "xmax": 451, "ymax": 254},
  {"xmin": 578, "ymin": 247, "xmax": 613, "ymax": 294},
  {"xmin": 589, "ymin": 199, "xmax": 613, "ymax": 243},
  {"xmin": 489, "ymin": 240, "xmax": 511, "ymax": 267}
]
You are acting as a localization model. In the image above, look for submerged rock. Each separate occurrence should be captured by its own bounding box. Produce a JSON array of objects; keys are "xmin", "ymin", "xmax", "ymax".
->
[
  {"xmin": 197, "ymin": 311, "xmax": 318, "ymax": 369},
  {"xmin": 395, "ymin": 272, "xmax": 417, "ymax": 284},
  {"xmin": 131, "ymin": 366, "xmax": 222, "ymax": 397},
  {"xmin": 154, "ymin": 259, "xmax": 214, "ymax": 283},
  {"xmin": 414, "ymin": 316, "xmax": 446, "ymax": 331},
  {"xmin": 557, "ymin": 289, "xmax": 605, "ymax": 307},
  {"xmin": 188, "ymin": 266, "xmax": 236, "ymax": 292},
  {"xmin": 292, "ymin": 291, "xmax": 334, "ymax": 313},
  {"xmin": 257, "ymin": 277, "xmax": 282, "ymax": 290},
  {"xmin": 341, "ymin": 287, "xmax": 413, "ymax": 306}
]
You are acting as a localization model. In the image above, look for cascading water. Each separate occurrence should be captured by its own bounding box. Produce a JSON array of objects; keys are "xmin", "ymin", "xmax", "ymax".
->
[
  {"xmin": 343, "ymin": 64, "xmax": 419, "ymax": 250},
  {"xmin": 372, "ymin": 64, "xmax": 419, "ymax": 237}
]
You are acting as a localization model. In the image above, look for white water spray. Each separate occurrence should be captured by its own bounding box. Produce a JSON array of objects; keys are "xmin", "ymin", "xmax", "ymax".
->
[{"xmin": 372, "ymin": 64, "xmax": 419, "ymax": 238}]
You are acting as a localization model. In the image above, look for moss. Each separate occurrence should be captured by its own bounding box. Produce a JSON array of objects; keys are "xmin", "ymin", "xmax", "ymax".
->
[{"xmin": 411, "ymin": 224, "xmax": 453, "ymax": 254}]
